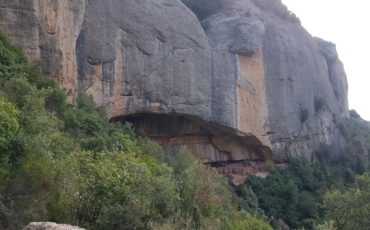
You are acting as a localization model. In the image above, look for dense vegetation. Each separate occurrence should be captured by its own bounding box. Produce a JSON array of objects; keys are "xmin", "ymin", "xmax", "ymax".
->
[
  {"xmin": 237, "ymin": 117, "xmax": 370, "ymax": 229},
  {"xmin": 2, "ymin": 30, "xmax": 370, "ymax": 230},
  {"xmin": 0, "ymin": 32, "xmax": 274, "ymax": 229}
]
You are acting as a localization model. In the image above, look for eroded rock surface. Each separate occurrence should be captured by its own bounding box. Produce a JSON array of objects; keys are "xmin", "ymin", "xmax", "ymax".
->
[
  {"xmin": 0, "ymin": 0, "xmax": 349, "ymax": 163},
  {"xmin": 186, "ymin": 0, "xmax": 348, "ymax": 161},
  {"xmin": 0, "ymin": 0, "xmax": 85, "ymax": 99},
  {"xmin": 123, "ymin": 113, "xmax": 271, "ymax": 163}
]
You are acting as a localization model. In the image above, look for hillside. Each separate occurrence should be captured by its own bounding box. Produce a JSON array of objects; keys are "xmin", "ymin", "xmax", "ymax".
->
[
  {"xmin": 0, "ymin": 30, "xmax": 273, "ymax": 230},
  {"xmin": 1, "ymin": 0, "xmax": 370, "ymax": 229}
]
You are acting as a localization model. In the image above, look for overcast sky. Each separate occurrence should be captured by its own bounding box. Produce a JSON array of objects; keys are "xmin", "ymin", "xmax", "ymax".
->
[{"xmin": 281, "ymin": 0, "xmax": 370, "ymax": 121}]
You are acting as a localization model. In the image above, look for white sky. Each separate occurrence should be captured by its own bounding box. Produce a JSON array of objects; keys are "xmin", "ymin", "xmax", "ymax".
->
[{"xmin": 281, "ymin": 0, "xmax": 370, "ymax": 121}]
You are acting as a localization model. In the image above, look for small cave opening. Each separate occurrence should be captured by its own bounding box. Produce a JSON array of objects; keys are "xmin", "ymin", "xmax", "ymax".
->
[{"xmin": 113, "ymin": 113, "xmax": 272, "ymax": 168}]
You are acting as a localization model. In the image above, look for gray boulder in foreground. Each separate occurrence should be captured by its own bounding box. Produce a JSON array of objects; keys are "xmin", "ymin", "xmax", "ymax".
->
[{"xmin": 23, "ymin": 222, "xmax": 85, "ymax": 230}]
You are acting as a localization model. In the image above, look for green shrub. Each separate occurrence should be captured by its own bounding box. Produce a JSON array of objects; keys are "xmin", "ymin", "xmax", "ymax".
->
[
  {"xmin": 164, "ymin": 148, "xmax": 233, "ymax": 229},
  {"xmin": 75, "ymin": 151, "xmax": 178, "ymax": 230},
  {"xmin": 45, "ymin": 87, "xmax": 69, "ymax": 116},
  {"xmin": 237, "ymin": 158, "xmax": 367, "ymax": 229},
  {"xmin": 324, "ymin": 174, "xmax": 370, "ymax": 230},
  {"xmin": 0, "ymin": 97, "xmax": 19, "ymax": 148},
  {"xmin": 0, "ymin": 31, "xmax": 27, "ymax": 78},
  {"xmin": 237, "ymin": 149, "xmax": 370, "ymax": 230},
  {"xmin": 339, "ymin": 118, "xmax": 370, "ymax": 150},
  {"xmin": 228, "ymin": 218, "xmax": 272, "ymax": 230},
  {"xmin": 236, "ymin": 185, "xmax": 260, "ymax": 213}
]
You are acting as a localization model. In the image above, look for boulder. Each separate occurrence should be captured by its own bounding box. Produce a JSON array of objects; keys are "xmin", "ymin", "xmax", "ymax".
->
[{"xmin": 23, "ymin": 222, "xmax": 85, "ymax": 230}]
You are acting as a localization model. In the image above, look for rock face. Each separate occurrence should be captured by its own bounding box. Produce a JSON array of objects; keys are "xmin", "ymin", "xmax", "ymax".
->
[
  {"xmin": 0, "ymin": 0, "xmax": 85, "ymax": 98},
  {"xmin": 23, "ymin": 222, "xmax": 85, "ymax": 230},
  {"xmin": 0, "ymin": 0, "xmax": 349, "ymax": 163},
  {"xmin": 123, "ymin": 114, "xmax": 271, "ymax": 163}
]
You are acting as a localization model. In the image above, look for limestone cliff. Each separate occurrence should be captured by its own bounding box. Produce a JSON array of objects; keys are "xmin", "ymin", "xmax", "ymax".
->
[{"xmin": 0, "ymin": 0, "xmax": 349, "ymax": 166}]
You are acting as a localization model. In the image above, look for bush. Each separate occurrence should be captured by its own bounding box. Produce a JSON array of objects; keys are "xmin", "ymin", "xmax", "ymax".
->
[
  {"xmin": 0, "ymin": 97, "xmax": 19, "ymax": 148},
  {"xmin": 236, "ymin": 157, "xmax": 369, "ymax": 229},
  {"xmin": 339, "ymin": 118, "xmax": 370, "ymax": 150},
  {"xmin": 236, "ymin": 150, "xmax": 367, "ymax": 229},
  {"xmin": 0, "ymin": 31, "xmax": 27, "ymax": 78},
  {"xmin": 228, "ymin": 218, "xmax": 272, "ymax": 230},
  {"xmin": 324, "ymin": 174, "xmax": 370, "ymax": 230},
  {"xmin": 236, "ymin": 185, "xmax": 259, "ymax": 212},
  {"xmin": 164, "ymin": 148, "xmax": 233, "ymax": 229},
  {"xmin": 75, "ymin": 151, "xmax": 178, "ymax": 230}
]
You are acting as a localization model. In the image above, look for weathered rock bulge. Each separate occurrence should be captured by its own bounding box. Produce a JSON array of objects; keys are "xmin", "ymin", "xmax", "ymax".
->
[{"xmin": 0, "ymin": 0, "xmax": 349, "ymax": 165}]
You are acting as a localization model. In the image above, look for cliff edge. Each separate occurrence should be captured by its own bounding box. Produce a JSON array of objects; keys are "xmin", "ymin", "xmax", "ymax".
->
[{"xmin": 0, "ymin": 0, "xmax": 349, "ymax": 166}]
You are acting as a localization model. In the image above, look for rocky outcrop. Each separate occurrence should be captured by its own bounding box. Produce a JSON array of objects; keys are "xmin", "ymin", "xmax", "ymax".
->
[
  {"xmin": 123, "ymin": 113, "xmax": 271, "ymax": 163},
  {"xmin": 0, "ymin": 0, "xmax": 349, "ymax": 163},
  {"xmin": 76, "ymin": 0, "xmax": 212, "ymax": 121},
  {"xmin": 0, "ymin": 0, "xmax": 85, "ymax": 99},
  {"xmin": 23, "ymin": 222, "xmax": 85, "ymax": 230},
  {"xmin": 185, "ymin": 0, "xmax": 349, "ymax": 161}
]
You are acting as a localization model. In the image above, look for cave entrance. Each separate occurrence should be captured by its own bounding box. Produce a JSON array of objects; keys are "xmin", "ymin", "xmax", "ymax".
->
[{"xmin": 115, "ymin": 113, "xmax": 272, "ymax": 166}]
